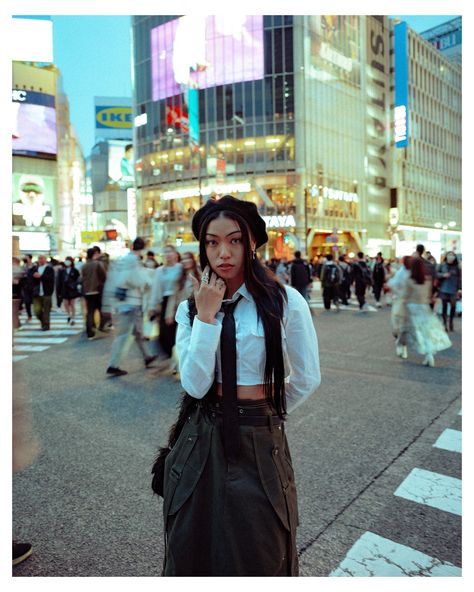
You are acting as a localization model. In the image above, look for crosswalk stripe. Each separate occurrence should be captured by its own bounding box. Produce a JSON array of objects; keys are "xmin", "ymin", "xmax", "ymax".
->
[
  {"xmin": 14, "ymin": 337, "xmax": 68, "ymax": 345},
  {"xmin": 13, "ymin": 345, "xmax": 50, "ymax": 352},
  {"xmin": 433, "ymin": 429, "xmax": 462, "ymax": 454},
  {"xmin": 16, "ymin": 330, "xmax": 82, "ymax": 336},
  {"xmin": 329, "ymin": 531, "xmax": 461, "ymax": 576},
  {"xmin": 13, "ymin": 355, "xmax": 29, "ymax": 362},
  {"xmin": 394, "ymin": 468, "xmax": 461, "ymax": 516}
]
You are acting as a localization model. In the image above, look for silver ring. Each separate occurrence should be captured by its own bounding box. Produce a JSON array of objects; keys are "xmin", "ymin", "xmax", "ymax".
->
[{"xmin": 201, "ymin": 274, "xmax": 210, "ymax": 284}]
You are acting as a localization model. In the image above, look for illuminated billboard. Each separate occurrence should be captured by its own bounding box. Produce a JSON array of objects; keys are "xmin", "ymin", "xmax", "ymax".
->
[
  {"xmin": 308, "ymin": 16, "xmax": 361, "ymax": 86},
  {"xmin": 394, "ymin": 22, "xmax": 409, "ymax": 148},
  {"xmin": 12, "ymin": 90, "xmax": 57, "ymax": 157},
  {"xmin": 11, "ymin": 18, "xmax": 54, "ymax": 63},
  {"xmin": 108, "ymin": 141, "xmax": 134, "ymax": 189},
  {"xmin": 151, "ymin": 15, "xmax": 264, "ymax": 101},
  {"xmin": 12, "ymin": 173, "xmax": 56, "ymax": 229}
]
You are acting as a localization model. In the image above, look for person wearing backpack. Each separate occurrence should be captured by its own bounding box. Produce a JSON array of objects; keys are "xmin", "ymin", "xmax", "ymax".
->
[
  {"xmin": 320, "ymin": 254, "xmax": 342, "ymax": 311},
  {"xmin": 352, "ymin": 252, "xmax": 372, "ymax": 312},
  {"xmin": 338, "ymin": 254, "xmax": 352, "ymax": 305},
  {"xmin": 290, "ymin": 250, "xmax": 312, "ymax": 300}
]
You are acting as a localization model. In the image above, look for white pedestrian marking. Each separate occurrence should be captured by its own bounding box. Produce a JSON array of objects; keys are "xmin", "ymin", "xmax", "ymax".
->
[
  {"xmin": 330, "ymin": 531, "xmax": 461, "ymax": 576},
  {"xmin": 394, "ymin": 468, "xmax": 461, "ymax": 516},
  {"xmin": 16, "ymin": 330, "xmax": 82, "ymax": 336},
  {"xmin": 433, "ymin": 429, "xmax": 462, "ymax": 454},
  {"xmin": 14, "ymin": 338, "xmax": 68, "ymax": 345},
  {"xmin": 13, "ymin": 345, "xmax": 50, "ymax": 352},
  {"xmin": 13, "ymin": 355, "xmax": 29, "ymax": 362}
]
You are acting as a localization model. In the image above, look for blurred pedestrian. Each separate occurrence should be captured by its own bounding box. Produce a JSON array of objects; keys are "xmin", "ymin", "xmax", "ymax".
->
[
  {"xmin": 144, "ymin": 250, "xmax": 159, "ymax": 269},
  {"xmin": 437, "ymin": 251, "xmax": 462, "ymax": 332},
  {"xmin": 31, "ymin": 254, "xmax": 55, "ymax": 331},
  {"xmin": 56, "ymin": 256, "xmax": 81, "ymax": 325},
  {"xmin": 81, "ymin": 248, "xmax": 106, "ymax": 339},
  {"xmin": 149, "ymin": 245, "xmax": 183, "ymax": 368},
  {"xmin": 12, "ymin": 257, "xmax": 25, "ymax": 330},
  {"xmin": 275, "ymin": 257, "xmax": 289, "ymax": 285},
  {"xmin": 400, "ymin": 257, "xmax": 451, "ymax": 366},
  {"xmin": 338, "ymin": 254, "xmax": 352, "ymax": 305},
  {"xmin": 415, "ymin": 243, "xmax": 436, "ymax": 309},
  {"xmin": 372, "ymin": 252, "xmax": 386, "ymax": 308},
  {"xmin": 320, "ymin": 253, "xmax": 341, "ymax": 311},
  {"xmin": 106, "ymin": 237, "xmax": 157, "ymax": 376},
  {"xmin": 21, "ymin": 254, "xmax": 35, "ymax": 323},
  {"xmin": 387, "ymin": 255, "xmax": 412, "ymax": 359},
  {"xmin": 352, "ymin": 252, "xmax": 372, "ymax": 312},
  {"xmin": 290, "ymin": 250, "xmax": 312, "ymax": 300},
  {"xmin": 153, "ymin": 195, "xmax": 320, "ymax": 576}
]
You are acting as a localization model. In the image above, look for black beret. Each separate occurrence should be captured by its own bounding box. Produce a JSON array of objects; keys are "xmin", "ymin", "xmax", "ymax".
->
[{"xmin": 191, "ymin": 195, "xmax": 268, "ymax": 248}]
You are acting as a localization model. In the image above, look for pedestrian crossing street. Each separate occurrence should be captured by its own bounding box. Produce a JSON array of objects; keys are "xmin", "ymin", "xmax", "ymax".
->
[
  {"xmin": 13, "ymin": 309, "xmax": 83, "ymax": 363},
  {"xmin": 330, "ymin": 409, "xmax": 462, "ymax": 577}
]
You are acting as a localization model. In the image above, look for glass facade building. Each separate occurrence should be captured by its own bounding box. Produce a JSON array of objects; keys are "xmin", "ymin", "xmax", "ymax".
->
[{"xmin": 131, "ymin": 15, "xmax": 461, "ymax": 259}]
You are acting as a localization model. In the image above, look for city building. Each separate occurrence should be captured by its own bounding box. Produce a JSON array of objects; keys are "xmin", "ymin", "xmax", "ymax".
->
[
  {"xmin": 87, "ymin": 96, "xmax": 136, "ymax": 257},
  {"xmin": 12, "ymin": 17, "xmax": 88, "ymax": 257},
  {"xmin": 390, "ymin": 20, "xmax": 462, "ymax": 259},
  {"xmin": 420, "ymin": 17, "xmax": 462, "ymax": 66},
  {"xmin": 131, "ymin": 15, "xmax": 461, "ymax": 260}
]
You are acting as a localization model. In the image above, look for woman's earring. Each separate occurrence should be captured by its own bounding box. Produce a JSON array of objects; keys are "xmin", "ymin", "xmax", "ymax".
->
[{"xmin": 252, "ymin": 249, "xmax": 256, "ymax": 259}]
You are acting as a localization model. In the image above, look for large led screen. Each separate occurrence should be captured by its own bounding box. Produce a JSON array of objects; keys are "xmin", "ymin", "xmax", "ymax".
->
[
  {"xmin": 151, "ymin": 15, "xmax": 264, "ymax": 101},
  {"xmin": 12, "ymin": 90, "xmax": 57, "ymax": 157},
  {"xmin": 308, "ymin": 16, "xmax": 361, "ymax": 87}
]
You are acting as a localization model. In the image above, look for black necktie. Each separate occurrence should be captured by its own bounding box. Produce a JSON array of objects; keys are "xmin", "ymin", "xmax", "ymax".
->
[{"xmin": 220, "ymin": 295, "xmax": 243, "ymax": 463}]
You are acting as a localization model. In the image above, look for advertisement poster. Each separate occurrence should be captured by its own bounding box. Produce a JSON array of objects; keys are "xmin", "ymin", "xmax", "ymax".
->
[
  {"xmin": 12, "ymin": 173, "xmax": 56, "ymax": 229},
  {"xmin": 107, "ymin": 141, "xmax": 134, "ymax": 189},
  {"xmin": 151, "ymin": 15, "xmax": 264, "ymax": 101},
  {"xmin": 12, "ymin": 90, "xmax": 57, "ymax": 157},
  {"xmin": 308, "ymin": 16, "xmax": 361, "ymax": 87}
]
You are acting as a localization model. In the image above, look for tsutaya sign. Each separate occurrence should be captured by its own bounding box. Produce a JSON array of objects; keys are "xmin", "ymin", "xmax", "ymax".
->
[
  {"xmin": 311, "ymin": 185, "xmax": 359, "ymax": 203},
  {"xmin": 262, "ymin": 215, "xmax": 296, "ymax": 229}
]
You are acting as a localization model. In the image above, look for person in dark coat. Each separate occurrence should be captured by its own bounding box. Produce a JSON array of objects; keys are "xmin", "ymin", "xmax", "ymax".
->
[
  {"xmin": 437, "ymin": 251, "xmax": 462, "ymax": 332},
  {"xmin": 372, "ymin": 252, "xmax": 386, "ymax": 308},
  {"xmin": 289, "ymin": 251, "xmax": 312, "ymax": 300},
  {"xmin": 31, "ymin": 255, "xmax": 55, "ymax": 331},
  {"xmin": 56, "ymin": 256, "xmax": 81, "ymax": 326},
  {"xmin": 352, "ymin": 252, "xmax": 372, "ymax": 311}
]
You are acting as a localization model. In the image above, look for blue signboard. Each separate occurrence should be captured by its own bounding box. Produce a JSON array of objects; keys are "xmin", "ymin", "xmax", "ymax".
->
[
  {"xmin": 188, "ymin": 88, "xmax": 199, "ymax": 146},
  {"xmin": 394, "ymin": 22, "xmax": 409, "ymax": 148}
]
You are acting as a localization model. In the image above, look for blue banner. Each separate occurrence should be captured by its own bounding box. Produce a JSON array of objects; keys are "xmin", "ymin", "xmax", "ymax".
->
[
  {"xmin": 188, "ymin": 88, "xmax": 199, "ymax": 146},
  {"xmin": 394, "ymin": 22, "xmax": 409, "ymax": 148}
]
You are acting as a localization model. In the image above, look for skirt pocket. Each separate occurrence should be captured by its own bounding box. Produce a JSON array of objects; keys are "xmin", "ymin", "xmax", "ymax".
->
[
  {"xmin": 253, "ymin": 429, "xmax": 298, "ymax": 533},
  {"xmin": 163, "ymin": 418, "xmax": 213, "ymax": 520}
]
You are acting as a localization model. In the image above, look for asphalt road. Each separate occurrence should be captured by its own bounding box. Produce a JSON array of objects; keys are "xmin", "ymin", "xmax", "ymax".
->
[{"xmin": 12, "ymin": 298, "xmax": 462, "ymax": 577}]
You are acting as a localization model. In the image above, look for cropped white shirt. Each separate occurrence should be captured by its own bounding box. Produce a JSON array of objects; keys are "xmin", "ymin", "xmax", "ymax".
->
[{"xmin": 175, "ymin": 283, "xmax": 321, "ymax": 413}]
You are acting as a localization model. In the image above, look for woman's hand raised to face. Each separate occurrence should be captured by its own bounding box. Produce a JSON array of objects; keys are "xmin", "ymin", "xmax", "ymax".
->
[{"xmin": 190, "ymin": 265, "xmax": 226, "ymax": 325}]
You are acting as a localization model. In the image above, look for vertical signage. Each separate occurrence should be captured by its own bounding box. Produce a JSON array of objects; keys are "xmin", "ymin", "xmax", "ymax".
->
[
  {"xmin": 188, "ymin": 88, "xmax": 199, "ymax": 146},
  {"xmin": 365, "ymin": 16, "xmax": 390, "ymax": 198},
  {"xmin": 127, "ymin": 188, "xmax": 137, "ymax": 240},
  {"xmin": 394, "ymin": 22, "xmax": 409, "ymax": 148}
]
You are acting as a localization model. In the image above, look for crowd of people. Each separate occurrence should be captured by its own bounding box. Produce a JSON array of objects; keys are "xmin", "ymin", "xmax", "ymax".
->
[{"xmin": 12, "ymin": 242, "xmax": 461, "ymax": 374}]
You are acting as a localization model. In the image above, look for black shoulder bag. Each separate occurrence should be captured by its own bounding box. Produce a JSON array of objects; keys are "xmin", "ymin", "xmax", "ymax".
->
[{"xmin": 151, "ymin": 296, "xmax": 212, "ymax": 497}]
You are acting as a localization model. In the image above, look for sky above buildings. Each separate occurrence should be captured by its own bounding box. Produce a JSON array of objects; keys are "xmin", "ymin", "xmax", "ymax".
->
[{"xmin": 20, "ymin": 14, "xmax": 459, "ymax": 157}]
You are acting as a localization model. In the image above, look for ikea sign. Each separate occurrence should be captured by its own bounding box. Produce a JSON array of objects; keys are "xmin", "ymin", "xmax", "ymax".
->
[{"xmin": 96, "ymin": 106, "xmax": 132, "ymax": 129}]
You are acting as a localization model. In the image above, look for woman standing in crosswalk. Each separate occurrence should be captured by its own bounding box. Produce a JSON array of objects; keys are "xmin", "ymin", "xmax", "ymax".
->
[{"xmin": 153, "ymin": 195, "xmax": 321, "ymax": 576}]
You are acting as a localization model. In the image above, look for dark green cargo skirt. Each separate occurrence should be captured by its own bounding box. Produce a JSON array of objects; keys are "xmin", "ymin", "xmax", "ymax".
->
[{"xmin": 162, "ymin": 399, "xmax": 299, "ymax": 576}]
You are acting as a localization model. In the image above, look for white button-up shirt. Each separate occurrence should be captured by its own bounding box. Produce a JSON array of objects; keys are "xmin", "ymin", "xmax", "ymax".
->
[{"xmin": 175, "ymin": 283, "xmax": 321, "ymax": 413}]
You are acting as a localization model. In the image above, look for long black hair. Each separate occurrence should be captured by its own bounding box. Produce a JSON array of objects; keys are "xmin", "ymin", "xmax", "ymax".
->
[{"xmin": 194, "ymin": 209, "xmax": 289, "ymax": 418}]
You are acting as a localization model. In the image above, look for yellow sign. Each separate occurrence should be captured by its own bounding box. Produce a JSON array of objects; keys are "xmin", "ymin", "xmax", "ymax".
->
[
  {"xmin": 95, "ymin": 106, "xmax": 132, "ymax": 129},
  {"xmin": 81, "ymin": 230, "xmax": 104, "ymax": 243}
]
